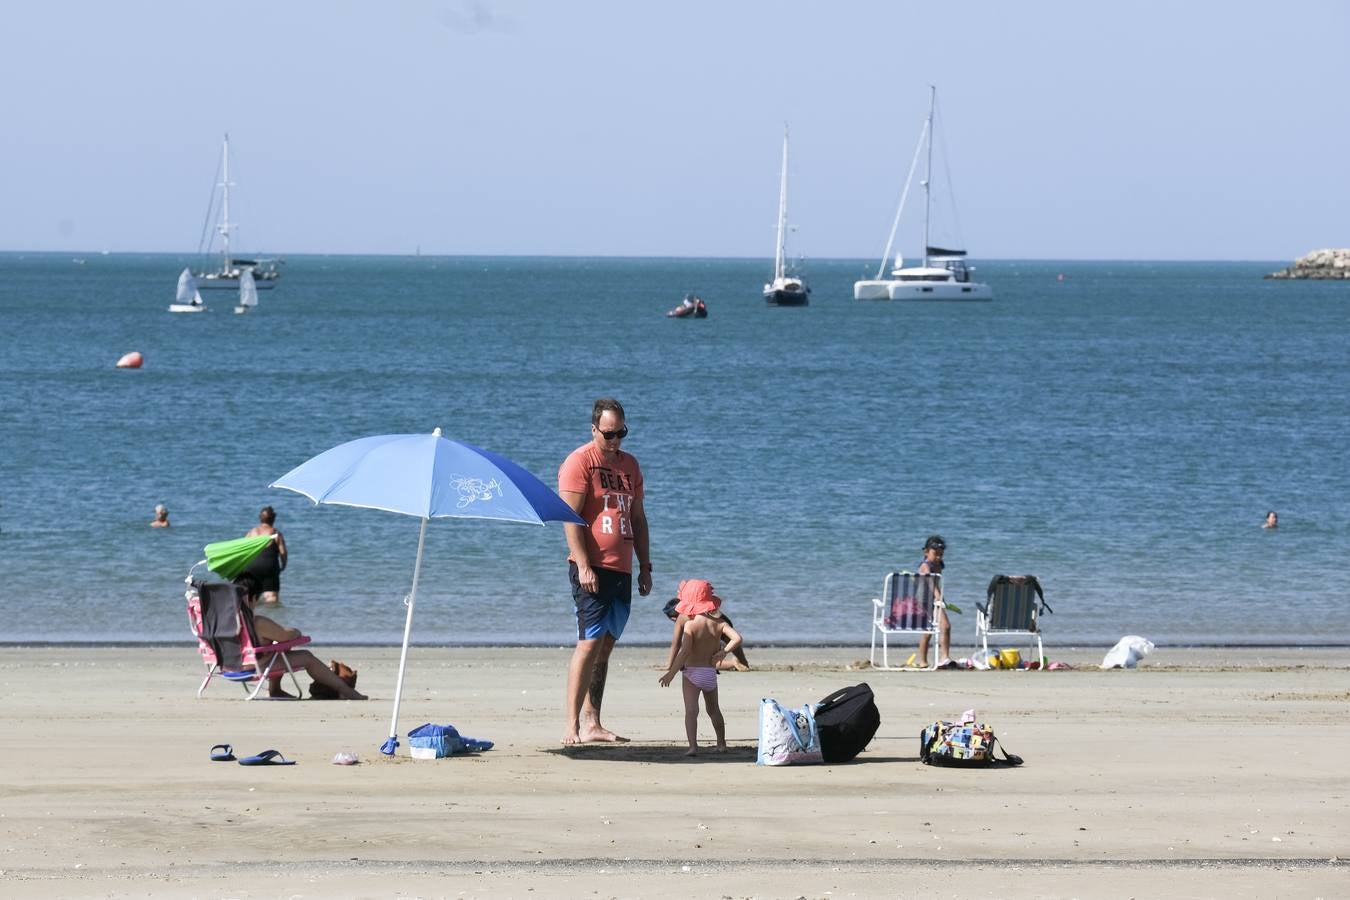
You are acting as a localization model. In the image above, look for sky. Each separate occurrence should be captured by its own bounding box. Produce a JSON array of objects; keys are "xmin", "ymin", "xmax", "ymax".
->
[{"xmin": 2, "ymin": 1, "xmax": 1347, "ymax": 261}]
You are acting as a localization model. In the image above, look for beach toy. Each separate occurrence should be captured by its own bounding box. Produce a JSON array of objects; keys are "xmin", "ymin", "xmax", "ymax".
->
[
  {"xmin": 999, "ymin": 648, "xmax": 1021, "ymax": 669},
  {"xmin": 115, "ymin": 351, "xmax": 143, "ymax": 368}
]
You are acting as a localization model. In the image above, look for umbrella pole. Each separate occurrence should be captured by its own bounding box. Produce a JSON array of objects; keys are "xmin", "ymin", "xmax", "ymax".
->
[{"xmin": 381, "ymin": 515, "xmax": 429, "ymax": 756}]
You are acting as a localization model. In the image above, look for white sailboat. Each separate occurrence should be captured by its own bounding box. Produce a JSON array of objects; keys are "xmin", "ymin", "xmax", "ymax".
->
[
  {"xmin": 168, "ymin": 267, "xmax": 207, "ymax": 313},
  {"xmin": 194, "ymin": 134, "xmax": 281, "ymax": 291},
  {"xmin": 763, "ymin": 124, "xmax": 810, "ymax": 307},
  {"xmin": 233, "ymin": 268, "xmax": 258, "ymax": 314},
  {"xmin": 855, "ymin": 87, "xmax": 992, "ymax": 302}
]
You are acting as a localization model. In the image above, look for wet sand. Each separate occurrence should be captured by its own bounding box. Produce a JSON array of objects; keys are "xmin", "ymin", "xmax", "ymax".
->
[{"xmin": 1, "ymin": 645, "xmax": 1346, "ymax": 898}]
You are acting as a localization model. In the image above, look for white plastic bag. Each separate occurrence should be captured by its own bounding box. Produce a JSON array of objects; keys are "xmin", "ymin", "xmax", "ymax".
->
[{"xmin": 1100, "ymin": 635, "xmax": 1154, "ymax": 669}]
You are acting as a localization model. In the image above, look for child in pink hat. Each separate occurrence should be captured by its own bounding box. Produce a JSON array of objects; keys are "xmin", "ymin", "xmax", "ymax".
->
[{"xmin": 658, "ymin": 579, "xmax": 743, "ymax": 756}]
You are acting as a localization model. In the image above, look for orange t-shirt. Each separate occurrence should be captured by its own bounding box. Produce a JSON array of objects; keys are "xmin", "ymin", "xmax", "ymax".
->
[{"xmin": 558, "ymin": 442, "xmax": 644, "ymax": 574}]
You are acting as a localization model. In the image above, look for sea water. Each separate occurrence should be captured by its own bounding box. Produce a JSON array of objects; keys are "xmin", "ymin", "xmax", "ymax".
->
[{"xmin": 2, "ymin": 253, "xmax": 1347, "ymax": 647}]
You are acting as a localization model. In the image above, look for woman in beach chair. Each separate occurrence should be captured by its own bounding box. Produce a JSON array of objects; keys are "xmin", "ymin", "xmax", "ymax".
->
[{"xmin": 236, "ymin": 575, "xmax": 367, "ymax": 700}]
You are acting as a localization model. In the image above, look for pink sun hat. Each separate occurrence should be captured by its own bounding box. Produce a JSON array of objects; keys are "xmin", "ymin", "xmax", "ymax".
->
[{"xmin": 674, "ymin": 579, "xmax": 722, "ymax": 617}]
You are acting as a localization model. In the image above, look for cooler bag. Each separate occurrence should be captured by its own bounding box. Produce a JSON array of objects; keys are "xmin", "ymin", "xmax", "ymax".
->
[{"xmin": 814, "ymin": 683, "xmax": 881, "ymax": 763}]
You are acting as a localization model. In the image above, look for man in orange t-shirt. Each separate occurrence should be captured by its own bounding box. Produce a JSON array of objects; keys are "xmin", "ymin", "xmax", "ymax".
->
[{"xmin": 558, "ymin": 397, "xmax": 652, "ymax": 745}]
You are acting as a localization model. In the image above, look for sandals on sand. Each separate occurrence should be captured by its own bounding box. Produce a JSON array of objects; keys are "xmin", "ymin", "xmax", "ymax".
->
[{"xmin": 210, "ymin": 743, "xmax": 236, "ymax": 762}]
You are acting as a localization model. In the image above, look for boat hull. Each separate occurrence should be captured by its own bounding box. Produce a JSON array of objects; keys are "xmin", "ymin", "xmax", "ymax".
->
[
  {"xmin": 764, "ymin": 288, "xmax": 810, "ymax": 307},
  {"xmin": 854, "ymin": 280, "xmax": 993, "ymax": 301},
  {"xmin": 168, "ymin": 304, "xmax": 207, "ymax": 313},
  {"xmin": 196, "ymin": 274, "xmax": 279, "ymax": 291}
]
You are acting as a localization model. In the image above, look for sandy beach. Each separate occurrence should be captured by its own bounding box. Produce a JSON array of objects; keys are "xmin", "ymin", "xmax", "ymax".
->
[{"xmin": 1, "ymin": 644, "xmax": 1346, "ymax": 898}]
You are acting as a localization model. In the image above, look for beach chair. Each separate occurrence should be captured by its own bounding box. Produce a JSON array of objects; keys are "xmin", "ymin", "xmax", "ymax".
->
[
  {"xmin": 870, "ymin": 572, "xmax": 942, "ymax": 671},
  {"xmin": 976, "ymin": 575, "xmax": 1052, "ymax": 667},
  {"xmin": 186, "ymin": 564, "xmax": 310, "ymax": 700}
]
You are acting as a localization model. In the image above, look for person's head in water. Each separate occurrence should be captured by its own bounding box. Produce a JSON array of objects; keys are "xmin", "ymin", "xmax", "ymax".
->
[
  {"xmin": 150, "ymin": 504, "xmax": 170, "ymax": 527},
  {"xmin": 1263, "ymin": 511, "xmax": 1278, "ymax": 529},
  {"xmin": 259, "ymin": 505, "xmax": 276, "ymax": 526}
]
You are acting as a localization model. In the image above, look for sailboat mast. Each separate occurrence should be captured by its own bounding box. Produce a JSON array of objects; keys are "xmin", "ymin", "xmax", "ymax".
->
[
  {"xmin": 922, "ymin": 86, "xmax": 935, "ymax": 270},
  {"xmin": 774, "ymin": 125, "xmax": 789, "ymax": 281},
  {"xmin": 219, "ymin": 134, "xmax": 233, "ymax": 272}
]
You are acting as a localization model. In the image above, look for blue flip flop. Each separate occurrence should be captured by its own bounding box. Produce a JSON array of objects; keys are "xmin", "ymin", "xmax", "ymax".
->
[
  {"xmin": 210, "ymin": 743, "xmax": 236, "ymax": 762},
  {"xmin": 238, "ymin": 749, "xmax": 295, "ymax": 766}
]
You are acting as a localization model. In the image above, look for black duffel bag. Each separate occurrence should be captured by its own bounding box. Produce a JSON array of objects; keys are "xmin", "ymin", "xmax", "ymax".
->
[{"xmin": 814, "ymin": 683, "xmax": 881, "ymax": 763}]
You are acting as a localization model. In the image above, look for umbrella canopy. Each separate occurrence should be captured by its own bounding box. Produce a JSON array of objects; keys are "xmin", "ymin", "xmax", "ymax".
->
[
  {"xmin": 271, "ymin": 428, "xmax": 584, "ymax": 755},
  {"xmin": 203, "ymin": 534, "xmax": 276, "ymax": 581},
  {"xmin": 270, "ymin": 431, "xmax": 581, "ymax": 524}
]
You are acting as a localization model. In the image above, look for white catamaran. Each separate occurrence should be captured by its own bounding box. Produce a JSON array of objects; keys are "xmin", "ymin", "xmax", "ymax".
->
[
  {"xmin": 855, "ymin": 87, "xmax": 992, "ymax": 302},
  {"xmin": 763, "ymin": 125, "xmax": 810, "ymax": 307},
  {"xmin": 169, "ymin": 267, "xmax": 206, "ymax": 313},
  {"xmin": 194, "ymin": 134, "xmax": 281, "ymax": 291}
]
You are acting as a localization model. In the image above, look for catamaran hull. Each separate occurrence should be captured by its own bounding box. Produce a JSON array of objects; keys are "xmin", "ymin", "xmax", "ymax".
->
[
  {"xmin": 168, "ymin": 304, "xmax": 207, "ymax": 313},
  {"xmin": 854, "ymin": 280, "xmax": 993, "ymax": 301},
  {"xmin": 889, "ymin": 281, "xmax": 992, "ymax": 301}
]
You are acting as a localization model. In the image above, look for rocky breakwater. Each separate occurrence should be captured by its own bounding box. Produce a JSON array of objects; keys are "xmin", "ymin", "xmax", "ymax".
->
[{"xmin": 1266, "ymin": 248, "xmax": 1350, "ymax": 279}]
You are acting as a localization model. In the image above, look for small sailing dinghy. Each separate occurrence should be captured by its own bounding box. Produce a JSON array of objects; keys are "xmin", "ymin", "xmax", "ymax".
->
[
  {"xmin": 234, "ymin": 268, "xmax": 258, "ymax": 314},
  {"xmin": 169, "ymin": 267, "xmax": 207, "ymax": 313}
]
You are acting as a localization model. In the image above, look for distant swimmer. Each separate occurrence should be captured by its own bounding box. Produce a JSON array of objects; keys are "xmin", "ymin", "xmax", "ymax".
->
[
  {"xmin": 150, "ymin": 504, "xmax": 170, "ymax": 528},
  {"xmin": 1263, "ymin": 510, "xmax": 1278, "ymax": 529}
]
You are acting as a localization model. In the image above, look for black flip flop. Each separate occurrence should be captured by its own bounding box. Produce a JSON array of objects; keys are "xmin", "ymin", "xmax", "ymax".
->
[
  {"xmin": 210, "ymin": 743, "xmax": 236, "ymax": 762},
  {"xmin": 238, "ymin": 749, "xmax": 296, "ymax": 766}
]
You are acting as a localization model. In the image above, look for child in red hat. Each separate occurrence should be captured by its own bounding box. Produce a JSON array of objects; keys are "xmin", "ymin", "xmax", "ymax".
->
[{"xmin": 658, "ymin": 579, "xmax": 743, "ymax": 756}]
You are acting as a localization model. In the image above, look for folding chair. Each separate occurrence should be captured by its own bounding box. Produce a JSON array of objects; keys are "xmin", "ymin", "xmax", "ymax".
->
[
  {"xmin": 976, "ymin": 574, "xmax": 1053, "ymax": 666},
  {"xmin": 870, "ymin": 571, "xmax": 942, "ymax": 671},
  {"xmin": 186, "ymin": 565, "xmax": 310, "ymax": 700}
]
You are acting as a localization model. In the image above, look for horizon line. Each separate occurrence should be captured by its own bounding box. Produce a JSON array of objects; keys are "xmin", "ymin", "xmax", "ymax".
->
[{"xmin": 0, "ymin": 248, "xmax": 1303, "ymax": 265}]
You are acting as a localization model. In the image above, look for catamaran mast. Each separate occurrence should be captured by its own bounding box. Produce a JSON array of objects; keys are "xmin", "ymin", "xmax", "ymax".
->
[
  {"xmin": 774, "ymin": 124, "xmax": 789, "ymax": 282},
  {"xmin": 218, "ymin": 134, "xmax": 234, "ymax": 272},
  {"xmin": 922, "ymin": 86, "xmax": 935, "ymax": 270}
]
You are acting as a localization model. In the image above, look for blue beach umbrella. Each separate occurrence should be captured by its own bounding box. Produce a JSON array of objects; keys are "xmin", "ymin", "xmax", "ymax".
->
[{"xmin": 270, "ymin": 427, "xmax": 584, "ymax": 755}]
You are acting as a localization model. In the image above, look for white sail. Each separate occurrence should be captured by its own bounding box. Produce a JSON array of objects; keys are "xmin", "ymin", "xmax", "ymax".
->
[
  {"xmin": 176, "ymin": 268, "xmax": 200, "ymax": 305},
  {"xmin": 773, "ymin": 125, "xmax": 789, "ymax": 282},
  {"xmin": 239, "ymin": 269, "xmax": 258, "ymax": 308}
]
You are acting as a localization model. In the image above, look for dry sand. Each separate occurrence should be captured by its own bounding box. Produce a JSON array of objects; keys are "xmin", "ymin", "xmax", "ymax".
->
[{"xmin": 1, "ymin": 644, "xmax": 1346, "ymax": 898}]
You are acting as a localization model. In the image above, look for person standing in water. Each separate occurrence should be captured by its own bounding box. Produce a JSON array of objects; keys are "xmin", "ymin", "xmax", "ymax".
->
[{"xmin": 240, "ymin": 505, "xmax": 287, "ymax": 605}]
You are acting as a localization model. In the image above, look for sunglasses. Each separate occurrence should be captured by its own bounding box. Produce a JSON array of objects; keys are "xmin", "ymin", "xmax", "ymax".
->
[{"xmin": 596, "ymin": 426, "xmax": 628, "ymax": 440}]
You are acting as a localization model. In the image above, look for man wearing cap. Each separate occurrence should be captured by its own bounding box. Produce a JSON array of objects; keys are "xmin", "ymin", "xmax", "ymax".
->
[{"xmin": 558, "ymin": 397, "xmax": 652, "ymax": 745}]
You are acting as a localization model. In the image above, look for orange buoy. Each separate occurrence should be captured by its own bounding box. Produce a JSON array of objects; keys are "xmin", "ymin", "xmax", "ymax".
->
[{"xmin": 116, "ymin": 351, "xmax": 144, "ymax": 369}]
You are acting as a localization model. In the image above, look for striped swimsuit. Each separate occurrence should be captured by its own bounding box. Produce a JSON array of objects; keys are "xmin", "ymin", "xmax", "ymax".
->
[{"xmin": 681, "ymin": 666, "xmax": 718, "ymax": 692}]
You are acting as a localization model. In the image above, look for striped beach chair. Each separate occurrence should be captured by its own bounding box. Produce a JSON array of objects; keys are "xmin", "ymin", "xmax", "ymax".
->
[
  {"xmin": 870, "ymin": 572, "xmax": 942, "ymax": 671},
  {"xmin": 187, "ymin": 567, "xmax": 310, "ymax": 700},
  {"xmin": 977, "ymin": 575, "xmax": 1053, "ymax": 667}
]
